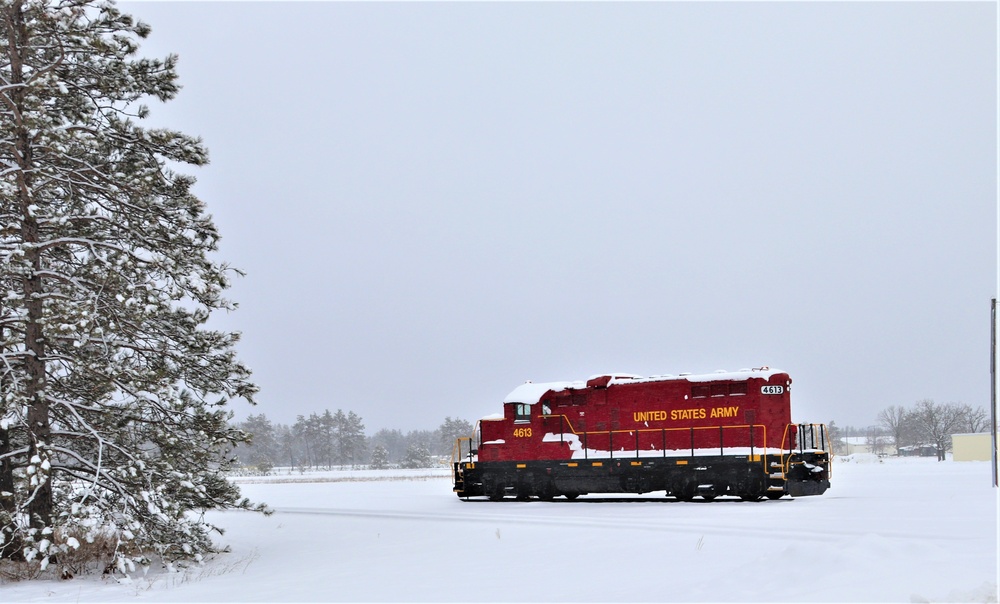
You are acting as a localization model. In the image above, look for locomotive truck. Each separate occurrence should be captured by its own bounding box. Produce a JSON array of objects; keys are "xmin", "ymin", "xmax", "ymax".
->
[{"xmin": 452, "ymin": 367, "xmax": 831, "ymax": 501}]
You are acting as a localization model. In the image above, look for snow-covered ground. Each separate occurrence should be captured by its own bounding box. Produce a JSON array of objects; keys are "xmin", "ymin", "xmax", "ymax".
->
[{"xmin": 2, "ymin": 456, "xmax": 997, "ymax": 602}]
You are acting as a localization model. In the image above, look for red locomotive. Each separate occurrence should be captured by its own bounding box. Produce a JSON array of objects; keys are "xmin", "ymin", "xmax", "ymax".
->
[{"xmin": 452, "ymin": 367, "xmax": 831, "ymax": 501}]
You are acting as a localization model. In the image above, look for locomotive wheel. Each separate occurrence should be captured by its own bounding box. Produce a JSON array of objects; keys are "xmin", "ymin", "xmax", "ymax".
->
[
  {"xmin": 537, "ymin": 482, "xmax": 556, "ymax": 501},
  {"xmin": 765, "ymin": 491, "xmax": 785, "ymax": 500},
  {"xmin": 700, "ymin": 490, "xmax": 717, "ymax": 502},
  {"xmin": 487, "ymin": 481, "xmax": 505, "ymax": 501},
  {"xmin": 673, "ymin": 482, "xmax": 696, "ymax": 502},
  {"xmin": 563, "ymin": 493, "xmax": 580, "ymax": 500},
  {"xmin": 739, "ymin": 477, "xmax": 766, "ymax": 502}
]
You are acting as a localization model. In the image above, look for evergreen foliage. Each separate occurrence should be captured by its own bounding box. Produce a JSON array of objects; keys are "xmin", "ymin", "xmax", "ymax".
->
[
  {"xmin": 280, "ymin": 409, "xmax": 367, "ymax": 469},
  {"xmin": 369, "ymin": 444, "xmax": 388, "ymax": 470},
  {"xmin": 232, "ymin": 412, "xmax": 474, "ymax": 471},
  {"xmin": 0, "ymin": 0, "xmax": 260, "ymax": 570},
  {"xmin": 237, "ymin": 414, "xmax": 278, "ymax": 474},
  {"xmin": 437, "ymin": 416, "xmax": 473, "ymax": 454},
  {"xmin": 369, "ymin": 428, "xmax": 406, "ymax": 465},
  {"xmin": 400, "ymin": 443, "xmax": 432, "ymax": 469}
]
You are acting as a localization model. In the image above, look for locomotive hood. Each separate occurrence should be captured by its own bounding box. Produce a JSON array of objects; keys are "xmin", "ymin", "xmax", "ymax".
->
[{"xmin": 502, "ymin": 367, "xmax": 786, "ymax": 406}]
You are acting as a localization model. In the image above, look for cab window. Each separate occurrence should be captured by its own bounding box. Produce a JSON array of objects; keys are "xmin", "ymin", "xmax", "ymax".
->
[{"xmin": 515, "ymin": 403, "xmax": 531, "ymax": 423}]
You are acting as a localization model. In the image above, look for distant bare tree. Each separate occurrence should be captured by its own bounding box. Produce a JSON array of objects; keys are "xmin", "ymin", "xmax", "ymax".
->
[
  {"xmin": 955, "ymin": 404, "xmax": 990, "ymax": 434},
  {"xmin": 827, "ymin": 421, "xmax": 847, "ymax": 455},
  {"xmin": 865, "ymin": 426, "xmax": 887, "ymax": 456},
  {"xmin": 877, "ymin": 405, "xmax": 909, "ymax": 453},
  {"xmin": 910, "ymin": 400, "xmax": 965, "ymax": 461}
]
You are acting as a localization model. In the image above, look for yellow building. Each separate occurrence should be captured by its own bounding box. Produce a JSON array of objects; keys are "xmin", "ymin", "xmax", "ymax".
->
[{"xmin": 951, "ymin": 433, "xmax": 993, "ymax": 462}]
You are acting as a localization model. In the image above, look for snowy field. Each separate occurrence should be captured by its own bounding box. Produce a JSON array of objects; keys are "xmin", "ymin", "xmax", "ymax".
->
[{"xmin": 1, "ymin": 456, "xmax": 997, "ymax": 603}]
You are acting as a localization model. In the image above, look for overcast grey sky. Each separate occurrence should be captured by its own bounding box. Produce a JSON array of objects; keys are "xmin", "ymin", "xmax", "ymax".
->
[{"xmin": 121, "ymin": 1, "xmax": 996, "ymax": 433}]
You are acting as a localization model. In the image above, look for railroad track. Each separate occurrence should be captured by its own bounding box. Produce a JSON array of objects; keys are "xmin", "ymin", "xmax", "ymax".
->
[{"xmin": 269, "ymin": 504, "xmax": 972, "ymax": 542}]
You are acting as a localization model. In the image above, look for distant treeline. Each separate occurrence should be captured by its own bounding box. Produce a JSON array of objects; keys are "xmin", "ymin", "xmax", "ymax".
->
[
  {"xmin": 235, "ymin": 398, "xmax": 989, "ymax": 472},
  {"xmin": 231, "ymin": 412, "xmax": 474, "ymax": 472},
  {"xmin": 828, "ymin": 399, "xmax": 989, "ymax": 460}
]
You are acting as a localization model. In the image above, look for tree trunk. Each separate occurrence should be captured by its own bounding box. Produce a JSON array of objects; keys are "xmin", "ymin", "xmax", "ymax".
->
[
  {"xmin": 0, "ymin": 331, "xmax": 15, "ymax": 532},
  {"xmin": 0, "ymin": 424, "xmax": 23, "ymax": 560},
  {"xmin": 6, "ymin": 0, "xmax": 53, "ymax": 530}
]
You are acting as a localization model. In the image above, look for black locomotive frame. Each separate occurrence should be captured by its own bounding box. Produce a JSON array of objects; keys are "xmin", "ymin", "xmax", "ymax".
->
[{"xmin": 452, "ymin": 424, "xmax": 832, "ymax": 502}]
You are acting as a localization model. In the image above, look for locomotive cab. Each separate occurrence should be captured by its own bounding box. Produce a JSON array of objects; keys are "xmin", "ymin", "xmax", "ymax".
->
[{"xmin": 510, "ymin": 402, "xmax": 531, "ymax": 423}]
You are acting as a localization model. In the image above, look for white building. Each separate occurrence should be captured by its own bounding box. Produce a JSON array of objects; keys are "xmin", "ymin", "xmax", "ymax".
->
[
  {"xmin": 951, "ymin": 433, "xmax": 993, "ymax": 462},
  {"xmin": 839, "ymin": 436, "xmax": 896, "ymax": 456}
]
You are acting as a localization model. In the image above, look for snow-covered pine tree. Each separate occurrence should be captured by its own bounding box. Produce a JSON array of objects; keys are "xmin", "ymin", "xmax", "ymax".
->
[
  {"xmin": 370, "ymin": 428, "xmax": 405, "ymax": 464},
  {"xmin": 293, "ymin": 414, "xmax": 320, "ymax": 468},
  {"xmin": 401, "ymin": 444, "xmax": 432, "ymax": 469},
  {"xmin": 235, "ymin": 414, "xmax": 278, "ymax": 474},
  {"xmin": 437, "ymin": 416, "xmax": 473, "ymax": 455},
  {"xmin": 319, "ymin": 410, "xmax": 336, "ymax": 468},
  {"xmin": 0, "ymin": 0, "xmax": 262, "ymax": 570},
  {"xmin": 369, "ymin": 444, "xmax": 388, "ymax": 470},
  {"xmin": 336, "ymin": 410, "xmax": 366, "ymax": 467}
]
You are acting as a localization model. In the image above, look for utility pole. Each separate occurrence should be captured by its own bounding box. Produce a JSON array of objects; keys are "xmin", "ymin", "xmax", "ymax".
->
[
  {"xmin": 994, "ymin": 0, "xmax": 1000, "ymax": 489},
  {"xmin": 992, "ymin": 299, "xmax": 998, "ymax": 487}
]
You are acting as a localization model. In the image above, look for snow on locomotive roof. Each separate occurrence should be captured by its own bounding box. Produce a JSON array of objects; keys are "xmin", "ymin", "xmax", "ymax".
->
[
  {"xmin": 503, "ymin": 381, "xmax": 584, "ymax": 405},
  {"xmin": 503, "ymin": 367, "xmax": 785, "ymax": 405}
]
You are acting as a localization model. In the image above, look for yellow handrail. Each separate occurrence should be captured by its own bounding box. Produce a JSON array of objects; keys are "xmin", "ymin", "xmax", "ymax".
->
[
  {"xmin": 779, "ymin": 423, "xmax": 833, "ymax": 480},
  {"xmin": 538, "ymin": 413, "xmax": 768, "ymax": 465}
]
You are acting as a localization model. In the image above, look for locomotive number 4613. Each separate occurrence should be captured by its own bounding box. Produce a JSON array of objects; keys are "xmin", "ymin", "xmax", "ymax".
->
[
  {"xmin": 513, "ymin": 427, "xmax": 532, "ymax": 438},
  {"xmin": 761, "ymin": 385, "xmax": 785, "ymax": 395}
]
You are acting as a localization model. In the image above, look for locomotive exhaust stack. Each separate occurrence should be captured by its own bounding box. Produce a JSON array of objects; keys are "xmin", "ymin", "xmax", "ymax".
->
[{"xmin": 452, "ymin": 368, "xmax": 832, "ymax": 502}]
